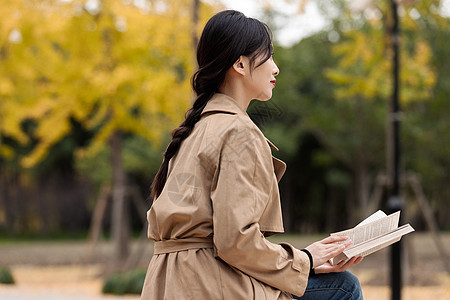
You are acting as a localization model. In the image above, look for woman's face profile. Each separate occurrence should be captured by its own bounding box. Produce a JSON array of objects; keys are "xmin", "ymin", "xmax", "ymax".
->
[{"xmin": 246, "ymin": 55, "xmax": 280, "ymax": 101}]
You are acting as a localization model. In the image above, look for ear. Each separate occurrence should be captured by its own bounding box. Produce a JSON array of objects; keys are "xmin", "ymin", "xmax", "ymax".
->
[{"xmin": 231, "ymin": 56, "xmax": 247, "ymax": 76}]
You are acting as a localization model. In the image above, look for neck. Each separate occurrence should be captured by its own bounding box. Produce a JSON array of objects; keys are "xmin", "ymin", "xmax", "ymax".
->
[{"xmin": 218, "ymin": 80, "xmax": 252, "ymax": 111}]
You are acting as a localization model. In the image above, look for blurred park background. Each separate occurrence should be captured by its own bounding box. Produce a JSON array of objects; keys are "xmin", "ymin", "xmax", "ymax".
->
[{"xmin": 0, "ymin": 0, "xmax": 449, "ymax": 299}]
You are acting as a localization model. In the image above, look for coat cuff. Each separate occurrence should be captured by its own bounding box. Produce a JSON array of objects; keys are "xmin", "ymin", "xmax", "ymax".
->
[
  {"xmin": 300, "ymin": 249, "xmax": 315, "ymax": 276},
  {"xmin": 280, "ymin": 243, "xmax": 310, "ymax": 296}
]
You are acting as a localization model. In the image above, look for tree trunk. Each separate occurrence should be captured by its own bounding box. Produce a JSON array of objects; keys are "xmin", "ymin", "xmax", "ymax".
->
[
  {"xmin": 354, "ymin": 97, "xmax": 371, "ymax": 220},
  {"xmin": 325, "ymin": 186, "xmax": 338, "ymax": 233},
  {"xmin": 0, "ymin": 163, "xmax": 8, "ymax": 230},
  {"xmin": 280, "ymin": 175, "xmax": 294, "ymax": 232},
  {"xmin": 2, "ymin": 166, "xmax": 21, "ymax": 233},
  {"xmin": 354, "ymin": 160, "xmax": 370, "ymax": 220},
  {"xmin": 110, "ymin": 130, "xmax": 130, "ymax": 265}
]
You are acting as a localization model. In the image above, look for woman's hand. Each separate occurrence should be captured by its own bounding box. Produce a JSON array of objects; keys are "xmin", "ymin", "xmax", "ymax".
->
[
  {"xmin": 314, "ymin": 256, "xmax": 364, "ymax": 274},
  {"xmin": 305, "ymin": 235, "xmax": 352, "ymax": 268}
]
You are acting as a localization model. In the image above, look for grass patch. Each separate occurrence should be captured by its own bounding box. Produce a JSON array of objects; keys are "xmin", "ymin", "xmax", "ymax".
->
[
  {"xmin": 0, "ymin": 267, "xmax": 15, "ymax": 284},
  {"xmin": 102, "ymin": 269, "xmax": 146, "ymax": 295}
]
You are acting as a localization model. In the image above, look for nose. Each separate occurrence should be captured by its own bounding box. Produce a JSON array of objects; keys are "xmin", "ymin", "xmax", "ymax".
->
[{"xmin": 273, "ymin": 61, "xmax": 279, "ymax": 76}]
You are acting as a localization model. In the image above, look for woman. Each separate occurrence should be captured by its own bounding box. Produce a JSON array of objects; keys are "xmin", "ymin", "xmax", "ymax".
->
[{"xmin": 141, "ymin": 10, "xmax": 363, "ymax": 300}]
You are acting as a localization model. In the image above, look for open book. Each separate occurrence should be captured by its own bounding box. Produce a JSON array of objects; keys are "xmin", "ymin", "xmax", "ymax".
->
[{"xmin": 330, "ymin": 210, "xmax": 414, "ymax": 265}]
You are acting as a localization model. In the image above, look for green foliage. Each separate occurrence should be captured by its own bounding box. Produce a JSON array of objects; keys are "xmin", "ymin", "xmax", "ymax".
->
[
  {"xmin": 265, "ymin": 0, "xmax": 450, "ymax": 229},
  {"xmin": 324, "ymin": 5, "xmax": 435, "ymax": 103},
  {"xmin": 102, "ymin": 269, "xmax": 146, "ymax": 295},
  {"xmin": 0, "ymin": 267, "xmax": 15, "ymax": 284},
  {"xmin": 401, "ymin": 14, "xmax": 450, "ymax": 222}
]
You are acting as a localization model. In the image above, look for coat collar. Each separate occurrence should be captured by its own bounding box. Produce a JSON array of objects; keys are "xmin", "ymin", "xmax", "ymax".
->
[
  {"xmin": 201, "ymin": 93, "xmax": 280, "ymax": 152},
  {"xmin": 201, "ymin": 93, "xmax": 247, "ymax": 116}
]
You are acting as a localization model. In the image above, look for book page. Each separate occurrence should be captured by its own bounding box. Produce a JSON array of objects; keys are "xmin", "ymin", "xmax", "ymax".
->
[
  {"xmin": 331, "ymin": 237, "xmax": 402, "ymax": 264},
  {"xmin": 331, "ymin": 223, "xmax": 414, "ymax": 264},
  {"xmin": 331, "ymin": 211, "xmax": 400, "ymax": 246},
  {"xmin": 347, "ymin": 237, "xmax": 401, "ymax": 258},
  {"xmin": 344, "ymin": 224, "xmax": 414, "ymax": 257},
  {"xmin": 356, "ymin": 210, "xmax": 387, "ymax": 227}
]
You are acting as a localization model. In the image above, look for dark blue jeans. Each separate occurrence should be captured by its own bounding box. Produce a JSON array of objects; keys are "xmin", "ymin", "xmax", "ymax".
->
[{"xmin": 292, "ymin": 271, "xmax": 363, "ymax": 299}]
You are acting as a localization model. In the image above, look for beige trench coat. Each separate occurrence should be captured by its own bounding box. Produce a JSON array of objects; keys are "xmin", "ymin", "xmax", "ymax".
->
[{"xmin": 141, "ymin": 93, "xmax": 310, "ymax": 300}]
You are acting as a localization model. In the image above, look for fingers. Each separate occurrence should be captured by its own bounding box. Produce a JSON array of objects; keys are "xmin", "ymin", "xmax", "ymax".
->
[
  {"xmin": 315, "ymin": 256, "xmax": 364, "ymax": 274},
  {"xmin": 310, "ymin": 243, "xmax": 345, "ymax": 268},
  {"xmin": 335, "ymin": 258, "xmax": 349, "ymax": 269},
  {"xmin": 353, "ymin": 256, "xmax": 364, "ymax": 265},
  {"xmin": 325, "ymin": 239, "xmax": 352, "ymax": 258},
  {"xmin": 328, "ymin": 243, "xmax": 346, "ymax": 258},
  {"xmin": 337, "ymin": 256, "xmax": 364, "ymax": 272},
  {"xmin": 320, "ymin": 235, "xmax": 350, "ymax": 244},
  {"xmin": 325, "ymin": 239, "xmax": 352, "ymax": 250},
  {"xmin": 305, "ymin": 237, "xmax": 353, "ymax": 268},
  {"xmin": 315, "ymin": 260, "xmax": 348, "ymax": 274}
]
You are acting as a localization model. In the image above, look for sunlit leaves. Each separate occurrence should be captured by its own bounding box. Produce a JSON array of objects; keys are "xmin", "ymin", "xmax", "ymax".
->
[
  {"xmin": 325, "ymin": 0, "xmax": 436, "ymax": 103},
  {"xmin": 0, "ymin": 0, "xmax": 212, "ymax": 168}
]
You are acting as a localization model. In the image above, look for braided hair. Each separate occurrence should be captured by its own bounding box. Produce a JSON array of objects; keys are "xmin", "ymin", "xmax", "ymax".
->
[{"xmin": 151, "ymin": 10, "xmax": 273, "ymax": 199}]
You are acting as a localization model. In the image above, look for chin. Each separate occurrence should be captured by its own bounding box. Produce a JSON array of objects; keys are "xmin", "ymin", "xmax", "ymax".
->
[{"xmin": 255, "ymin": 93, "xmax": 272, "ymax": 101}]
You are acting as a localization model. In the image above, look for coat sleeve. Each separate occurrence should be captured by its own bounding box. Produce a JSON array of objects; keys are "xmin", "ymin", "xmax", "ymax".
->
[{"xmin": 209, "ymin": 119, "xmax": 310, "ymax": 296}]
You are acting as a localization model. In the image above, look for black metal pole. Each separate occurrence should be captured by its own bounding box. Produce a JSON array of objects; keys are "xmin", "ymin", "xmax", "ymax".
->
[{"xmin": 387, "ymin": 0, "xmax": 402, "ymax": 300}]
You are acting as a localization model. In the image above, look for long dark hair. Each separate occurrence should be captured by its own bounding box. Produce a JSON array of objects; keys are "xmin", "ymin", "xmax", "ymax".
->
[{"xmin": 151, "ymin": 10, "xmax": 273, "ymax": 199}]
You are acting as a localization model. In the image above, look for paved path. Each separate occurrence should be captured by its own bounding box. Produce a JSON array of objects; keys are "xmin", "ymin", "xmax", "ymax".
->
[
  {"xmin": 0, "ymin": 287, "xmax": 139, "ymax": 300},
  {"xmin": 0, "ymin": 265, "xmax": 139, "ymax": 300},
  {"xmin": 1, "ymin": 265, "xmax": 449, "ymax": 300}
]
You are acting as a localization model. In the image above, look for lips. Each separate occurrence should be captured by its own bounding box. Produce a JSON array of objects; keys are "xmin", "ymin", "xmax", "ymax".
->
[{"xmin": 270, "ymin": 80, "xmax": 276, "ymax": 87}]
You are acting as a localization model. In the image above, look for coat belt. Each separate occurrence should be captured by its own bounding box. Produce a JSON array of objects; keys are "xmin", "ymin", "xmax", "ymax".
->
[{"xmin": 153, "ymin": 236, "xmax": 214, "ymax": 254}]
